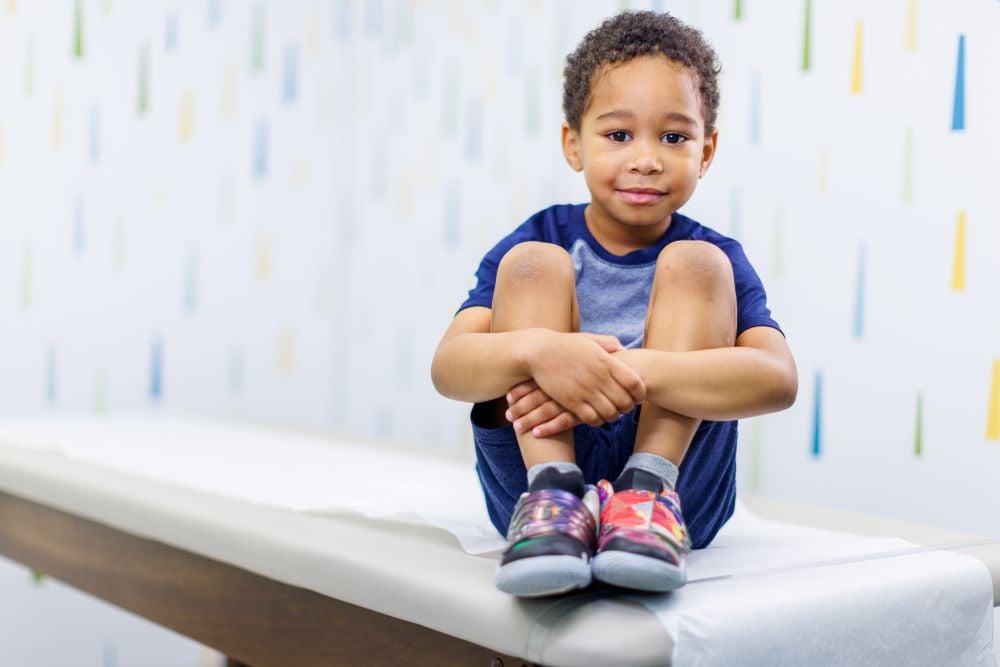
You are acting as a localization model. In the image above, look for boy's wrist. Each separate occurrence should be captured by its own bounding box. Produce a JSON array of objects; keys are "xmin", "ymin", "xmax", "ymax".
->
[{"xmin": 513, "ymin": 328, "xmax": 554, "ymax": 377}]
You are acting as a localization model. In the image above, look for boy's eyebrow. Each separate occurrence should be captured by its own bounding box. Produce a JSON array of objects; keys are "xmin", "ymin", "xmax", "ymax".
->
[{"xmin": 594, "ymin": 109, "xmax": 700, "ymax": 127}]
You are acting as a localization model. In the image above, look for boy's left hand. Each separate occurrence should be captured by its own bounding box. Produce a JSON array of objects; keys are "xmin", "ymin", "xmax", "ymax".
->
[{"xmin": 505, "ymin": 380, "xmax": 582, "ymax": 437}]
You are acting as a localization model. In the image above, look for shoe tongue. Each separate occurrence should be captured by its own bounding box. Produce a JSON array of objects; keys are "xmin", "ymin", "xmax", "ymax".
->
[
  {"xmin": 528, "ymin": 466, "xmax": 584, "ymax": 497},
  {"xmin": 614, "ymin": 468, "xmax": 663, "ymax": 493}
]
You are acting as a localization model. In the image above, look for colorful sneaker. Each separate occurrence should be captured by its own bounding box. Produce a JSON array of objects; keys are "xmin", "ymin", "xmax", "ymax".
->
[
  {"xmin": 495, "ymin": 486, "xmax": 600, "ymax": 597},
  {"xmin": 590, "ymin": 479, "xmax": 692, "ymax": 592}
]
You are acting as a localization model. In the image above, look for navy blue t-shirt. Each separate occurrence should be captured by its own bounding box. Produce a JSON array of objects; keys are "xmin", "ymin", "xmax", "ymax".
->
[{"xmin": 460, "ymin": 203, "xmax": 782, "ymax": 548}]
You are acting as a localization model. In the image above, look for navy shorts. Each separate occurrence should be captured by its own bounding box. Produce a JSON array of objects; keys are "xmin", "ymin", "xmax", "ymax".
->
[{"xmin": 472, "ymin": 403, "xmax": 640, "ymax": 538}]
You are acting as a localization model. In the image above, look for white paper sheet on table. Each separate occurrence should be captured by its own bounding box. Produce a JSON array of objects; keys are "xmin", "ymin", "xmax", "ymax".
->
[{"xmin": 0, "ymin": 415, "xmax": 994, "ymax": 665}]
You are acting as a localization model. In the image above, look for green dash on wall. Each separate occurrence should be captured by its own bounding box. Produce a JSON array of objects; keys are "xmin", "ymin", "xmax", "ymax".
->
[
  {"xmin": 25, "ymin": 36, "xmax": 35, "ymax": 96},
  {"xmin": 850, "ymin": 21, "xmax": 863, "ymax": 94},
  {"xmin": 951, "ymin": 210, "xmax": 965, "ymax": 290},
  {"xmin": 101, "ymin": 0, "xmax": 111, "ymax": 17},
  {"xmin": 903, "ymin": 0, "xmax": 917, "ymax": 52},
  {"xmin": 137, "ymin": 42, "xmax": 150, "ymax": 115},
  {"xmin": 802, "ymin": 0, "xmax": 812, "ymax": 71},
  {"xmin": 811, "ymin": 371, "xmax": 822, "ymax": 457},
  {"xmin": 853, "ymin": 240, "xmax": 865, "ymax": 338},
  {"xmin": 733, "ymin": 0, "xmax": 743, "ymax": 21},
  {"xmin": 150, "ymin": 337, "xmax": 163, "ymax": 401},
  {"xmin": 251, "ymin": 3, "xmax": 266, "ymax": 72},
  {"xmin": 914, "ymin": 392, "xmax": 923, "ymax": 456},
  {"xmin": 988, "ymin": 360, "xmax": 1000, "ymax": 440},
  {"xmin": 94, "ymin": 368, "xmax": 107, "ymax": 413},
  {"xmin": 902, "ymin": 128, "xmax": 914, "ymax": 202},
  {"xmin": 73, "ymin": 0, "xmax": 84, "ymax": 58},
  {"xmin": 952, "ymin": 35, "xmax": 965, "ymax": 131},
  {"xmin": 46, "ymin": 345, "xmax": 57, "ymax": 404},
  {"xmin": 31, "ymin": 570, "xmax": 44, "ymax": 586}
]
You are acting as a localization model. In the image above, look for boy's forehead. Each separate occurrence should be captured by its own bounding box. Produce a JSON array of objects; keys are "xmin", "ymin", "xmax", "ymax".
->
[{"xmin": 584, "ymin": 55, "xmax": 704, "ymax": 124}]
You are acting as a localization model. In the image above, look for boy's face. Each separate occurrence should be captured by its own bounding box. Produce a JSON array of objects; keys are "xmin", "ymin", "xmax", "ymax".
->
[{"xmin": 561, "ymin": 54, "xmax": 718, "ymax": 236}]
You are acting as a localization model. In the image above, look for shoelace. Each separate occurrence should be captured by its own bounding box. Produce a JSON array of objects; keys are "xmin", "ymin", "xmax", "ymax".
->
[{"xmin": 507, "ymin": 488, "xmax": 597, "ymax": 548}]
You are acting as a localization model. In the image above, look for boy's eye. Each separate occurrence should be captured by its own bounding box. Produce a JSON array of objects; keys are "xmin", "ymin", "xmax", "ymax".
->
[
  {"xmin": 662, "ymin": 132, "xmax": 687, "ymax": 144},
  {"xmin": 607, "ymin": 131, "xmax": 631, "ymax": 142}
]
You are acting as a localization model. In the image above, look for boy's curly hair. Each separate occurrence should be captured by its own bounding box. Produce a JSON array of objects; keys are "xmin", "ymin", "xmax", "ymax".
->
[{"xmin": 563, "ymin": 11, "xmax": 721, "ymax": 132}]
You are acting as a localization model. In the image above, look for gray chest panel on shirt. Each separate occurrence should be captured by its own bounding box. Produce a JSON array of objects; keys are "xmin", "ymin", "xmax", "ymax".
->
[{"xmin": 569, "ymin": 239, "xmax": 655, "ymax": 349}]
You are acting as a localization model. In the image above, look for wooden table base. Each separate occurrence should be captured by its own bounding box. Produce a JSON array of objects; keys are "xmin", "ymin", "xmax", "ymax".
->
[{"xmin": 0, "ymin": 491, "xmax": 529, "ymax": 667}]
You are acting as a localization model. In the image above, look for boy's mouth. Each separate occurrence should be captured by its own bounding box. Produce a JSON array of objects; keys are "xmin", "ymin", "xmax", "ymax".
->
[{"xmin": 617, "ymin": 188, "xmax": 665, "ymax": 205}]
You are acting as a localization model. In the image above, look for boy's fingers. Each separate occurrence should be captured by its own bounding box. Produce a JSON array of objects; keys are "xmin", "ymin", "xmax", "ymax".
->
[
  {"xmin": 610, "ymin": 362, "xmax": 646, "ymax": 402},
  {"xmin": 513, "ymin": 400, "xmax": 564, "ymax": 433},
  {"xmin": 506, "ymin": 388, "xmax": 547, "ymax": 421},
  {"xmin": 506, "ymin": 380, "xmax": 538, "ymax": 405},
  {"xmin": 531, "ymin": 412, "xmax": 580, "ymax": 438},
  {"xmin": 590, "ymin": 393, "xmax": 621, "ymax": 424},
  {"xmin": 573, "ymin": 402, "xmax": 602, "ymax": 427},
  {"xmin": 581, "ymin": 333, "xmax": 623, "ymax": 353}
]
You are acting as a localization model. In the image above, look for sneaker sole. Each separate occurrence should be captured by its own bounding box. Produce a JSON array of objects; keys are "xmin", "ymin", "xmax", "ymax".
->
[
  {"xmin": 495, "ymin": 555, "xmax": 592, "ymax": 597},
  {"xmin": 591, "ymin": 550, "xmax": 687, "ymax": 592}
]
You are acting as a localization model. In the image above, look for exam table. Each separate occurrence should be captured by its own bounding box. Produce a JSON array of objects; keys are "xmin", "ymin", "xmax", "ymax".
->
[{"xmin": 0, "ymin": 417, "xmax": 996, "ymax": 666}]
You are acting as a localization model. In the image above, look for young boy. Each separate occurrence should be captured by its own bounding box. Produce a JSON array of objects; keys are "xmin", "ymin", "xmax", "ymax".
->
[{"xmin": 431, "ymin": 11, "xmax": 797, "ymax": 597}]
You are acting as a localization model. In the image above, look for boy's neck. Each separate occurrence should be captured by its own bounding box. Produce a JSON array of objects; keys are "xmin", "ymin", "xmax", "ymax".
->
[{"xmin": 583, "ymin": 204, "xmax": 673, "ymax": 256}]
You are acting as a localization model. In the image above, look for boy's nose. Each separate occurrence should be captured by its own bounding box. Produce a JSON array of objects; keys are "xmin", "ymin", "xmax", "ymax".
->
[{"xmin": 628, "ymin": 145, "xmax": 663, "ymax": 175}]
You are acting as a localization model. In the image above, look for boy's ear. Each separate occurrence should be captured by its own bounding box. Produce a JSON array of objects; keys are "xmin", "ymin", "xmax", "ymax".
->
[
  {"xmin": 561, "ymin": 122, "xmax": 583, "ymax": 172},
  {"xmin": 699, "ymin": 128, "xmax": 719, "ymax": 178}
]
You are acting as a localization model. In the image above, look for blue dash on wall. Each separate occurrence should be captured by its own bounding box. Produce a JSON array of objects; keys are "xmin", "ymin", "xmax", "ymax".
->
[
  {"xmin": 282, "ymin": 44, "xmax": 298, "ymax": 103},
  {"xmin": 853, "ymin": 240, "xmax": 866, "ymax": 338},
  {"xmin": 150, "ymin": 337, "xmax": 163, "ymax": 401},
  {"xmin": 952, "ymin": 34, "xmax": 965, "ymax": 131},
  {"xmin": 811, "ymin": 371, "xmax": 822, "ymax": 457},
  {"xmin": 253, "ymin": 119, "xmax": 268, "ymax": 179},
  {"xmin": 208, "ymin": 0, "xmax": 220, "ymax": 27},
  {"xmin": 165, "ymin": 11, "xmax": 178, "ymax": 50},
  {"xmin": 334, "ymin": 0, "xmax": 351, "ymax": 40}
]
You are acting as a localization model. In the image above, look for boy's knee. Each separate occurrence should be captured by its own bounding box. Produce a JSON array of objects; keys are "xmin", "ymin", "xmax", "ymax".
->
[
  {"xmin": 654, "ymin": 241, "xmax": 733, "ymax": 292},
  {"xmin": 497, "ymin": 242, "xmax": 575, "ymax": 285}
]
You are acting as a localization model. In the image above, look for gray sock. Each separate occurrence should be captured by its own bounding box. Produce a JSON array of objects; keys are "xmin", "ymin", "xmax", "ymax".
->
[
  {"xmin": 622, "ymin": 452, "xmax": 679, "ymax": 491},
  {"xmin": 526, "ymin": 461, "xmax": 583, "ymax": 487}
]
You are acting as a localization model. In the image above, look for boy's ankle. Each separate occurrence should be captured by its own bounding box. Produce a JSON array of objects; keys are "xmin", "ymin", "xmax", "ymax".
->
[{"xmin": 527, "ymin": 463, "xmax": 584, "ymax": 497}]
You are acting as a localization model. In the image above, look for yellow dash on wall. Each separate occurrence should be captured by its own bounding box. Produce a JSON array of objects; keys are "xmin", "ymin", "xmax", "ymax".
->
[
  {"xmin": 6, "ymin": 0, "xmax": 16, "ymax": 14},
  {"xmin": 950, "ymin": 210, "xmax": 966, "ymax": 290},
  {"xmin": 255, "ymin": 235, "xmax": 271, "ymax": 282},
  {"xmin": 850, "ymin": 21, "xmax": 864, "ymax": 94},
  {"xmin": 52, "ymin": 90, "xmax": 64, "ymax": 149},
  {"xmin": 988, "ymin": 360, "xmax": 1000, "ymax": 440},
  {"xmin": 179, "ymin": 92, "xmax": 195, "ymax": 141},
  {"xmin": 903, "ymin": 0, "xmax": 917, "ymax": 52},
  {"xmin": 277, "ymin": 327, "xmax": 296, "ymax": 374}
]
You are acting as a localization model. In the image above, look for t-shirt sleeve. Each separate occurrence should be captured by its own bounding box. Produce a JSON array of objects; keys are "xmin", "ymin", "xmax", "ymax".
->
[
  {"xmin": 724, "ymin": 240, "xmax": 783, "ymax": 336},
  {"xmin": 457, "ymin": 218, "xmax": 551, "ymax": 313}
]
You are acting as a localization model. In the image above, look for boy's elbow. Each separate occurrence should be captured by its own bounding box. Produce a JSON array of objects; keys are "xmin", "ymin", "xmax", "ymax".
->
[{"xmin": 774, "ymin": 366, "xmax": 798, "ymax": 410}]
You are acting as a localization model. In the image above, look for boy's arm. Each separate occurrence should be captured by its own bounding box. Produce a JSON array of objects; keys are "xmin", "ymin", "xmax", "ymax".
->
[
  {"xmin": 507, "ymin": 326, "xmax": 797, "ymax": 436},
  {"xmin": 617, "ymin": 326, "xmax": 798, "ymax": 421},
  {"xmin": 431, "ymin": 307, "xmax": 646, "ymax": 422}
]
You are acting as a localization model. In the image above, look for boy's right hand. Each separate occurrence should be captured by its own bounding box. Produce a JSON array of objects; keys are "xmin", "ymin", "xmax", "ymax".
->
[{"xmin": 520, "ymin": 330, "xmax": 646, "ymax": 428}]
